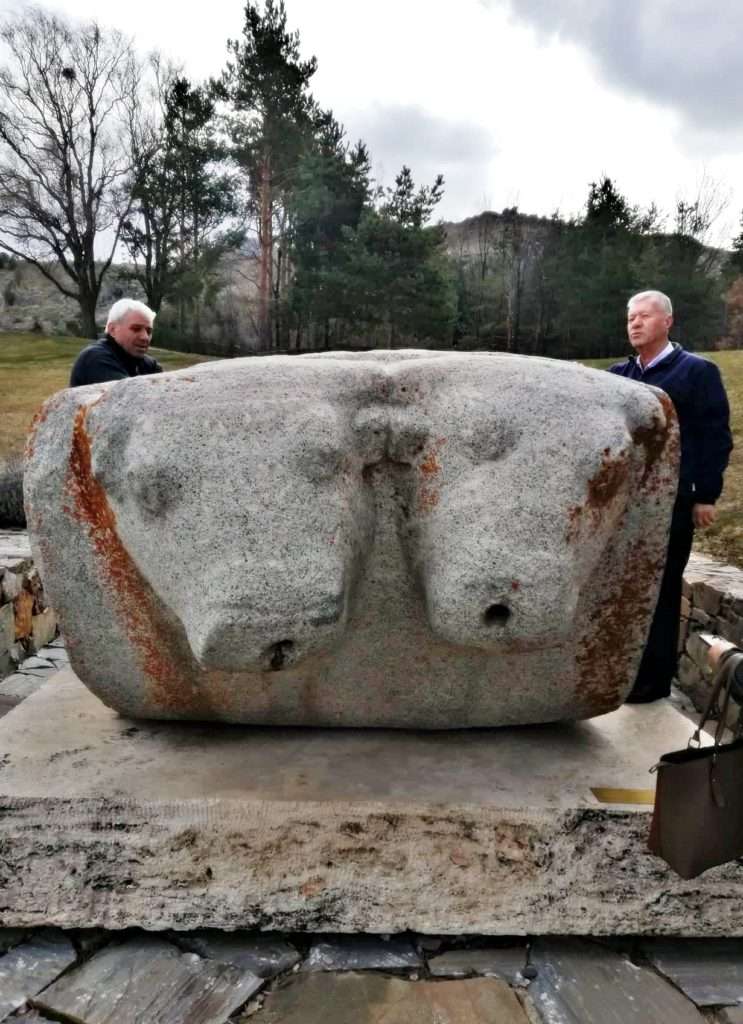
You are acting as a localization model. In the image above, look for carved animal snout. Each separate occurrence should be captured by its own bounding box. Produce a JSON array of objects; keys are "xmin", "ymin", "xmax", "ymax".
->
[{"xmin": 188, "ymin": 589, "xmax": 347, "ymax": 672}]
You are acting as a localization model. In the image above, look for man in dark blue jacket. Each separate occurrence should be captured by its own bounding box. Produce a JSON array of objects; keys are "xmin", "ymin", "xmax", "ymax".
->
[
  {"xmin": 70, "ymin": 298, "xmax": 163, "ymax": 387},
  {"xmin": 610, "ymin": 290, "xmax": 732, "ymax": 702}
]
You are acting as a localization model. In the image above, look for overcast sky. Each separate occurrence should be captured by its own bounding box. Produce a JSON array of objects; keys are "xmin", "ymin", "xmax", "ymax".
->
[{"xmin": 3, "ymin": 0, "xmax": 743, "ymax": 244}]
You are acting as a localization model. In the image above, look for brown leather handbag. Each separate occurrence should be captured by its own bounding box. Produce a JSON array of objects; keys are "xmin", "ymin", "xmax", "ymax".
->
[{"xmin": 648, "ymin": 650, "xmax": 743, "ymax": 879}]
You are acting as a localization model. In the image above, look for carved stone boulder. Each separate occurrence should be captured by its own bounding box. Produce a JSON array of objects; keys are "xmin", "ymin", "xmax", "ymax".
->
[{"xmin": 24, "ymin": 352, "xmax": 679, "ymax": 727}]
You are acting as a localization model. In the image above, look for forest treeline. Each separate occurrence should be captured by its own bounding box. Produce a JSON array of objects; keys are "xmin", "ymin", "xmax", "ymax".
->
[{"xmin": 0, "ymin": 1, "xmax": 740, "ymax": 359}]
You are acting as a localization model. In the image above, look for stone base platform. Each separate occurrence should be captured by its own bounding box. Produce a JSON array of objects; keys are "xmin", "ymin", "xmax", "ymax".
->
[{"xmin": 1, "ymin": 670, "xmax": 742, "ymax": 936}]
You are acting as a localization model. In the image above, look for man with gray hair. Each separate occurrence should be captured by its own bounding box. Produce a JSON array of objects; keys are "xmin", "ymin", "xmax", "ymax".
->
[
  {"xmin": 610, "ymin": 289, "xmax": 732, "ymax": 702},
  {"xmin": 70, "ymin": 298, "xmax": 163, "ymax": 387}
]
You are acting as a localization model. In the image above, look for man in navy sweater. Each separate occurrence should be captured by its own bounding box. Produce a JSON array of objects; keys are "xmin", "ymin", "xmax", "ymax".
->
[
  {"xmin": 70, "ymin": 299, "xmax": 163, "ymax": 387},
  {"xmin": 609, "ymin": 290, "xmax": 733, "ymax": 702}
]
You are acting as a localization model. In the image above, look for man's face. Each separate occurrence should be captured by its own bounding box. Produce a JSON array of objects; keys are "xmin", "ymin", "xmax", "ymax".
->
[
  {"xmin": 108, "ymin": 312, "xmax": 154, "ymax": 359},
  {"xmin": 627, "ymin": 298, "xmax": 672, "ymax": 356}
]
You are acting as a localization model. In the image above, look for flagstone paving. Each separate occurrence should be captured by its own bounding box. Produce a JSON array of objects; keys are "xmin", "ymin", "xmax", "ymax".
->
[{"xmin": 1, "ymin": 928, "xmax": 742, "ymax": 1023}]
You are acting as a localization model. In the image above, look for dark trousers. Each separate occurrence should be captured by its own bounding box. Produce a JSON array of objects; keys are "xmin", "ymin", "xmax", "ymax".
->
[{"xmin": 629, "ymin": 495, "xmax": 695, "ymax": 702}]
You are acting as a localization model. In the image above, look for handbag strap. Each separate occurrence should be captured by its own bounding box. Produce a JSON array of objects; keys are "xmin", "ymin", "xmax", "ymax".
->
[{"xmin": 692, "ymin": 649, "xmax": 743, "ymax": 748}]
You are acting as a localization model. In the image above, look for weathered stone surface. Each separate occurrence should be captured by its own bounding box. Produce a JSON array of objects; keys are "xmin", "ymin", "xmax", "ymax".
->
[
  {"xmin": 3, "ymin": 671, "xmax": 743, "ymax": 935},
  {"xmin": 0, "ymin": 567, "xmax": 22, "ymax": 602},
  {"xmin": 33, "ymin": 937, "xmax": 263, "ymax": 1024},
  {"xmin": 692, "ymin": 581, "xmax": 724, "ymax": 617},
  {"xmin": 25, "ymin": 353, "xmax": 678, "ymax": 727},
  {"xmin": 17, "ymin": 655, "xmax": 53, "ymax": 671},
  {"xmin": 718, "ymin": 1008, "xmax": 743, "ymax": 1024},
  {"xmin": 690, "ymin": 607, "xmax": 712, "ymax": 627},
  {"xmin": 304, "ymin": 935, "xmax": 421, "ymax": 971},
  {"xmin": 259, "ymin": 973, "xmax": 529, "ymax": 1024},
  {"xmin": 640, "ymin": 938, "xmax": 743, "ymax": 1006},
  {"xmin": 0, "ymin": 930, "xmax": 76, "ymax": 1021},
  {"xmin": 0, "ymin": 601, "xmax": 14, "ymax": 655},
  {"xmin": 37, "ymin": 643, "xmax": 69, "ymax": 666},
  {"xmin": 0, "ymin": 529, "xmax": 31, "ymax": 564},
  {"xmin": 30, "ymin": 608, "xmax": 56, "ymax": 652},
  {"xmin": 427, "ymin": 947, "xmax": 527, "ymax": 982},
  {"xmin": 176, "ymin": 931, "xmax": 300, "ymax": 978},
  {"xmin": 529, "ymin": 938, "xmax": 705, "ymax": 1022},
  {"xmin": 0, "ymin": 672, "xmax": 45, "ymax": 715}
]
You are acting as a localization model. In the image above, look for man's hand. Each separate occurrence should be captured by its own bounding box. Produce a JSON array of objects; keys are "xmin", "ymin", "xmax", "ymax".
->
[
  {"xmin": 709, "ymin": 638, "xmax": 736, "ymax": 669},
  {"xmin": 693, "ymin": 503, "xmax": 717, "ymax": 529}
]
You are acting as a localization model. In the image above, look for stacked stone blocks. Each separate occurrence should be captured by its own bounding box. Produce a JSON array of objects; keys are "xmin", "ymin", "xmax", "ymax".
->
[
  {"xmin": 677, "ymin": 552, "xmax": 743, "ymax": 725},
  {"xmin": 0, "ymin": 530, "xmax": 57, "ymax": 678}
]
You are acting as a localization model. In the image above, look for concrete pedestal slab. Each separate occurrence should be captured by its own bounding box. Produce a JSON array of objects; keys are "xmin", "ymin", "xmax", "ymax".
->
[{"xmin": 1, "ymin": 670, "xmax": 742, "ymax": 935}]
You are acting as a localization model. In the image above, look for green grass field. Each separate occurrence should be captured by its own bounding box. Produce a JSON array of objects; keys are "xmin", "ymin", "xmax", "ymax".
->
[
  {"xmin": 1, "ymin": 332, "xmax": 741, "ymax": 566},
  {"xmin": 0, "ymin": 333, "xmax": 212, "ymax": 460}
]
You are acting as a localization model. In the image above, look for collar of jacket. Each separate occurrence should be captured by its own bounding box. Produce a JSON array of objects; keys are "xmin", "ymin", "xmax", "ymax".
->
[
  {"xmin": 628, "ymin": 342, "xmax": 684, "ymax": 373},
  {"xmin": 102, "ymin": 333, "xmax": 144, "ymax": 370}
]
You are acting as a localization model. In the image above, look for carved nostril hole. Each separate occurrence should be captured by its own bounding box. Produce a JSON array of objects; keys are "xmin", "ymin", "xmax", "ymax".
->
[
  {"xmin": 483, "ymin": 604, "xmax": 511, "ymax": 626},
  {"xmin": 268, "ymin": 640, "xmax": 294, "ymax": 671}
]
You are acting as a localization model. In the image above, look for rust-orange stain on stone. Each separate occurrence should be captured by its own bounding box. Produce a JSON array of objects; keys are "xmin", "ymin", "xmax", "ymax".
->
[
  {"xmin": 64, "ymin": 404, "xmax": 206, "ymax": 716},
  {"xmin": 418, "ymin": 437, "xmax": 445, "ymax": 513},
  {"xmin": 633, "ymin": 395, "xmax": 678, "ymax": 486},
  {"xmin": 567, "ymin": 447, "xmax": 631, "ymax": 542},
  {"xmin": 586, "ymin": 447, "xmax": 631, "ymax": 509},
  {"xmin": 576, "ymin": 538, "xmax": 664, "ymax": 714}
]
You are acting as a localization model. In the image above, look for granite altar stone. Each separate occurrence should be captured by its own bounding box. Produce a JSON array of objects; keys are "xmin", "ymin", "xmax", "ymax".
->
[{"xmin": 24, "ymin": 352, "xmax": 678, "ymax": 726}]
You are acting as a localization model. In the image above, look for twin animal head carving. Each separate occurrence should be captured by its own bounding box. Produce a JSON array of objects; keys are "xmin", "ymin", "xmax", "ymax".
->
[{"xmin": 25, "ymin": 351, "xmax": 678, "ymax": 727}]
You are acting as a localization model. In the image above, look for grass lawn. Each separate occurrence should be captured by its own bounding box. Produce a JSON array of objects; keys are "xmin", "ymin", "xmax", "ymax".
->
[
  {"xmin": 0, "ymin": 332, "xmax": 213, "ymax": 460},
  {"xmin": 1, "ymin": 332, "xmax": 741, "ymax": 567}
]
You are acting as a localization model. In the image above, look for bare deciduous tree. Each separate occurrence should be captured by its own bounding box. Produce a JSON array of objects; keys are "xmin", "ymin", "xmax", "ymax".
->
[{"xmin": 0, "ymin": 8, "xmax": 144, "ymax": 336}]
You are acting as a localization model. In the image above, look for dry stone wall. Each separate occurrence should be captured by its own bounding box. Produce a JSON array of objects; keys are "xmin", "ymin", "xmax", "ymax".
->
[
  {"xmin": 0, "ymin": 531, "xmax": 57, "ymax": 677},
  {"xmin": 678, "ymin": 552, "xmax": 743, "ymax": 724}
]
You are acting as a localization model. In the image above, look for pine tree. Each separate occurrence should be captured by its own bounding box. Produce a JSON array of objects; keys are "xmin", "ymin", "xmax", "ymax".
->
[{"xmin": 217, "ymin": 0, "xmax": 317, "ymax": 349}]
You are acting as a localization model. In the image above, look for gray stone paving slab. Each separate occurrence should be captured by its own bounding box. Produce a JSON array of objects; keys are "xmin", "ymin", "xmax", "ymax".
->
[
  {"xmin": 259, "ymin": 972, "xmax": 529, "ymax": 1023},
  {"xmin": 32, "ymin": 937, "xmax": 263, "ymax": 1024},
  {"xmin": 640, "ymin": 939, "xmax": 743, "ymax": 1007},
  {"xmin": 529, "ymin": 938, "xmax": 705, "ymax": 1023},
  {"xmin": 4, "ymin": 670, "xmax": 743, "ymax": 935},
  {"xmin": 0, "ymin": 930, "xmax": 76, "ymax": 1021},
  {"xmin": 36, "ymin": 644, "xmax": 69, "ymax": 665},
  {"xmin": 304, "ymin": 935, "xmax": 422, "ymax": 971},
  {"xmin": 175, "ymin": 930, "xmax": 300, "ymax": 978},
  {"xmin": 18, "ymin": 656, "xmax": 53, "ymax": 671},
  {"xmin": 428, "ymin": 946, "xmax": 527, "ymax": 983},
  {"xmin": 0, "ymin": 673, "xmax": 46, "ymax": 715}
]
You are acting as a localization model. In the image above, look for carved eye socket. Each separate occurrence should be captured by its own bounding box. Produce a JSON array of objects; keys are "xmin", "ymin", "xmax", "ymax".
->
[
  {"xmin": 461, "ymin": 423, "xmax": 520, "ymax": 463},
  {"xmin": 301, "ymin": 443, "xmax": 347, "ymax": 483},
  {"xmin": 130, "ymin": 467, "xmax": 180, "ymax": 516}
]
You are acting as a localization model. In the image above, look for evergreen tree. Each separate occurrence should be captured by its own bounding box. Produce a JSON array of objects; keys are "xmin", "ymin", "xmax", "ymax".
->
[
  {"xmin": 123, "ymin": 74, "xmax": 240, "ymax": 343},
  {"xmin": 217, "ymin": 0, "xmax": 317, "ymax": 348}
]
